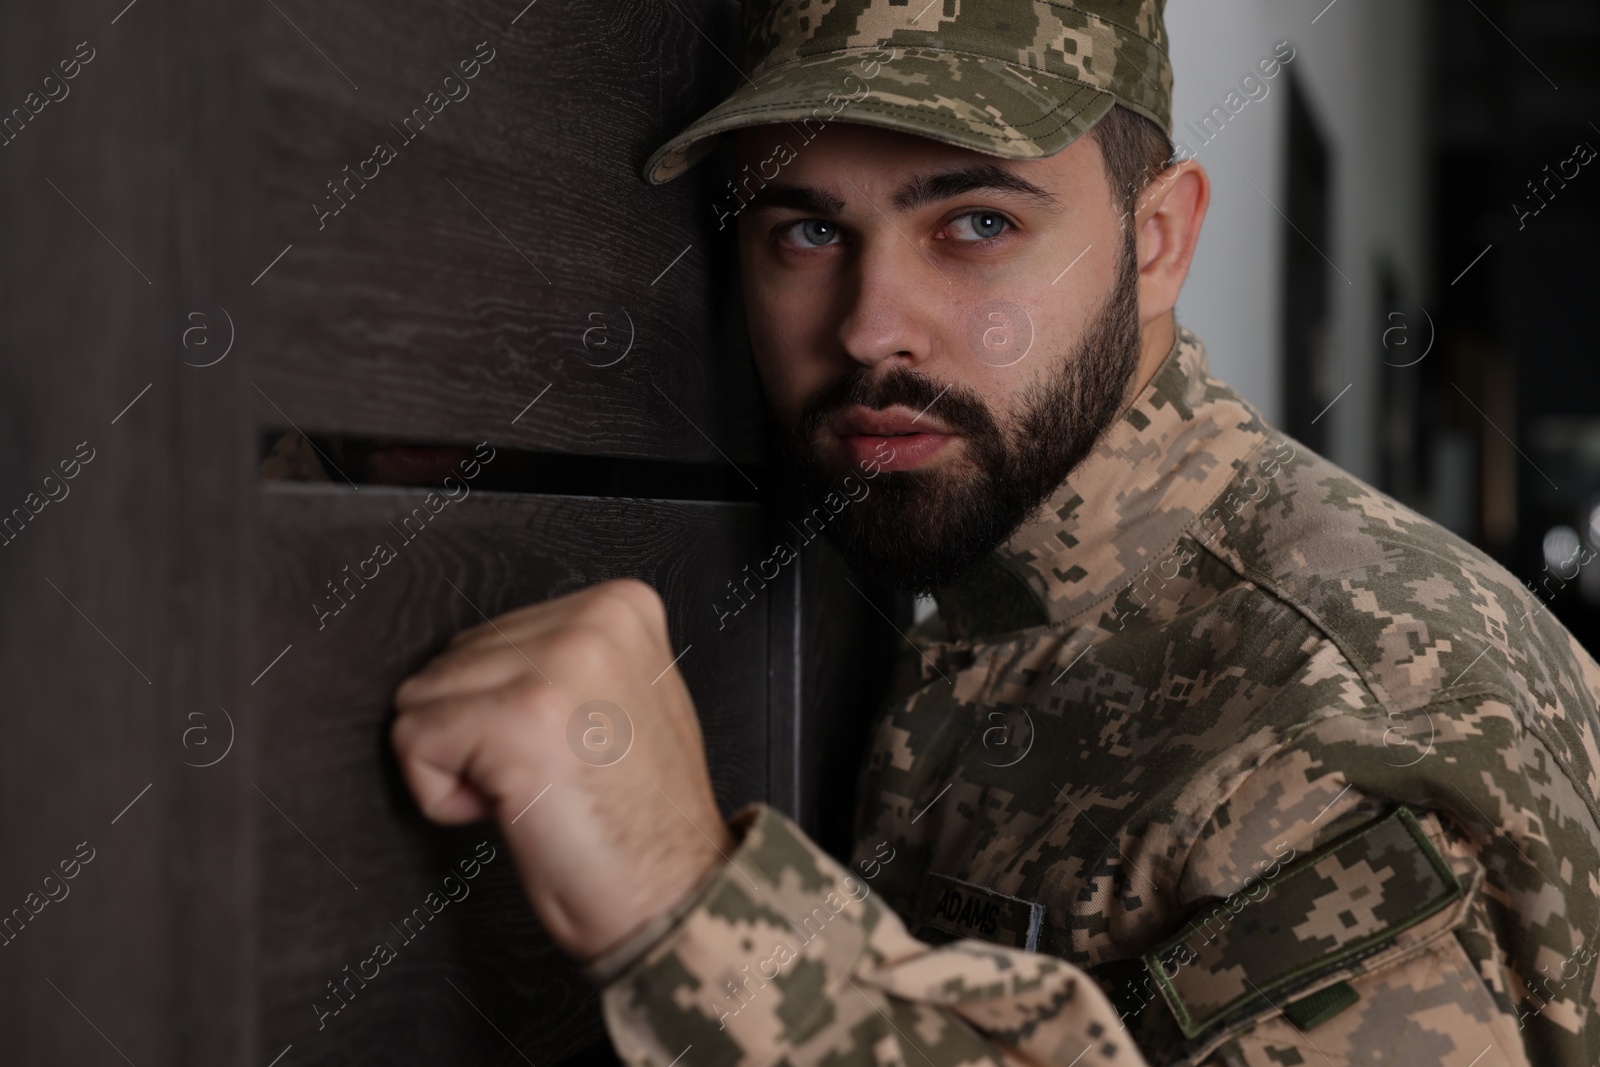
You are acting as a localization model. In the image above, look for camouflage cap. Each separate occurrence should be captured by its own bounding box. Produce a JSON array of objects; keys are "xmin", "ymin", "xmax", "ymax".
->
[{"xmin": 642, "ymin": 0, "xmax": 1173, "ymax": 185}]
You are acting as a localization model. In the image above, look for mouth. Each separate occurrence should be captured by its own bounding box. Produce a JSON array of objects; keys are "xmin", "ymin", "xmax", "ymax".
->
[
  {"xmin": 831, "ymin": 406, "xmax": 957, "ymax": 472},
  {"xmin": 832, "ymin": 405, "xmax": 955, "ymax": 436}
]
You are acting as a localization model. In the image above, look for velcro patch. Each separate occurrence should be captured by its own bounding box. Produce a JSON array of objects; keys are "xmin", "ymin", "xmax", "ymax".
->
[
  {"xmin": 1145, "ymin": 805, "xmax": 1463, "ymax": 1038},
  {"xmin": 909, "ymin": 873, "xmax": 1045, "ymax": 951}
]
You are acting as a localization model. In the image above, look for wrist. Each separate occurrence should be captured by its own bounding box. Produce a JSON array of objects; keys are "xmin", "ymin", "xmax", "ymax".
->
[{"xmin": 579, "ymin": 847, "xmax": 727, "ymax": 986}]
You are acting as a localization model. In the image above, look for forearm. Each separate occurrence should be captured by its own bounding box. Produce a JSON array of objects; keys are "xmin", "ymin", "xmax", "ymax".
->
[{"xmin": 597, "ymin": 803, "xmax": 1150, "ymax": 1067}]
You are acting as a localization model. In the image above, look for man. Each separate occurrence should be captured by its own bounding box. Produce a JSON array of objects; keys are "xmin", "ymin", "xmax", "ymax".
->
[{"xmin": 389, "ymin": 2, "xmax": 1600, "ymax": 1064}]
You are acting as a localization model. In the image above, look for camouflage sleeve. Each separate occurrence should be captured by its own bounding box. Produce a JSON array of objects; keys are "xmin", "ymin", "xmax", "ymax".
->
[
  {"xmin": 1159, "ymin": 745, "xmax": 1540, "ymax": 1066},
  {"xmin": 598, "ymin": 801, "xmax": 1154, "ymax": 1067},
  {"xmin": 1201, "ymin": 885, "xmax": 1535, "ymax": 1067}
]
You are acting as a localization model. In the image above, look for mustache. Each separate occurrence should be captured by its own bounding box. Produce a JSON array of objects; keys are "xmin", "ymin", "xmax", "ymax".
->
[{"xmin": 794, "ymin": 364, "xmax": 1000, "ymax": 445}]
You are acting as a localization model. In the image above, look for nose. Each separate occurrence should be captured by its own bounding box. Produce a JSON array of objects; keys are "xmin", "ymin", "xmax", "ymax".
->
[{"xmin": 835, "ymin": 232, "xmax": 941, "ymax": 372}]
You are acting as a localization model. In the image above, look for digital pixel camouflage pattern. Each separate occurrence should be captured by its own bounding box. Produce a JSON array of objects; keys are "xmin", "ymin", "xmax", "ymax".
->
[
  {"xmin": 595, "ymin": 326, "xmax": 1600, "ymax": 1067},
  {"xmin": 642, "ymin": 0, "xmax": 1174, "ymax": 184}
]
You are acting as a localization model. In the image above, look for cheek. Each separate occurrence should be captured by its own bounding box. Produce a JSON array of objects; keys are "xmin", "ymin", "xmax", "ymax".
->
[
  {"xmin": 968, "ymin": 303, "xmax": 1085, "ymax": 423},
  {"xmin": 744, "ymin": 306, "xmax": 817, "ymax": 429},
  {"xmin": 749, "ymin": 346, "xmax": 800, "ymax": 424},
  {"xmin": 980, "ymin": 369, "xmax": 1044, "ymax": 432},
  {"xmin": 740, "ymin": 269, "xmax": 783, "ymax": 351},
  {"xmin": 740, "ymin": 257, "xmax": 835, "ymax": 427}
]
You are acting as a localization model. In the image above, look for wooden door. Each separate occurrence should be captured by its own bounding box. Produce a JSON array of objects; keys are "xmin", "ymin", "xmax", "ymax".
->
[{"xmin": 0, "ymin": 0, "xmax": 905, "ymax": 1063}]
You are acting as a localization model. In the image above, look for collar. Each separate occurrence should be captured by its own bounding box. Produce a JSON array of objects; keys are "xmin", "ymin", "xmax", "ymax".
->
[{"xmin": 933, "ymin": 324, "xmax": 1271, "ymax": 642}]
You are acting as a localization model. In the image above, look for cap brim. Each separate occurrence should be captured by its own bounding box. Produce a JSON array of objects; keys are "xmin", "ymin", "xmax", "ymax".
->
[{"xmin": 642, "ymin": 47, "xmax": 1116, "ymax": 185}]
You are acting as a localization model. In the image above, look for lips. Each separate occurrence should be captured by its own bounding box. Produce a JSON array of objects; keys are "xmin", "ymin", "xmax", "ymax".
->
[
  {"xmin": 832, "ymin": 406, "xmax": 953, "ymax": 437},
  {"xmin": 831, "ymin": 405, "xmax": 958, "ymax": 472}
]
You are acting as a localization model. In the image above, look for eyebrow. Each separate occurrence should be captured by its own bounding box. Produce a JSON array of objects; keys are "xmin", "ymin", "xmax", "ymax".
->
[{"xmin": 742, "ymin": 162, "xmax": 1060, "ymax": 217}]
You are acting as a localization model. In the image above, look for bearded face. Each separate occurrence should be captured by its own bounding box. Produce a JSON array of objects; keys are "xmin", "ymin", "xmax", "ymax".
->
[{"xmin": 782, "ymin": 227, "xmax": 1143, "ymax": 595}]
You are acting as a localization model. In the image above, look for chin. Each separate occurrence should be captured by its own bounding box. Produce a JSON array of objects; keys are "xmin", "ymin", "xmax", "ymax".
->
[{"xmin": 806, "ymin": 464, "xmax": 1016, "ymax": 596}]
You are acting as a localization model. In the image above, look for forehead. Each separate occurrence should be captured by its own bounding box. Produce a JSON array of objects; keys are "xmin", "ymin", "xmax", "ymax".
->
[{"xmin": 729, "ymin": 121, "xmax": 1107, "ymax": 207}]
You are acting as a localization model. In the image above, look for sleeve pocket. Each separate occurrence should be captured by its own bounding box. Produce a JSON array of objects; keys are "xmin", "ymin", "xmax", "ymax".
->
[{"xmin": 1146, "ymin": 806, "xmax": 1498, "ymax": 1065}]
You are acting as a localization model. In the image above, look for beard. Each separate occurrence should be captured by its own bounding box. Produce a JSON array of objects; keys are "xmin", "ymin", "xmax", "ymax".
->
[{"xmin": 782, "ymin": 227, "xmax": 1143, "ymax": 596}]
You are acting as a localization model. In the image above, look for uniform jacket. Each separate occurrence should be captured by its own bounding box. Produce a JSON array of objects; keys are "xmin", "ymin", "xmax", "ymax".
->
[{"xmin": 593, "ymin": 324, "xmax": 1600, "ymax": 1066}]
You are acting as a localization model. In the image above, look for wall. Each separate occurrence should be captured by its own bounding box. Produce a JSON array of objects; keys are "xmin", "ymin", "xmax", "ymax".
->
[{"xmin": 1166, "ymin": 0, "xmax": 1429, "ymax": 481}]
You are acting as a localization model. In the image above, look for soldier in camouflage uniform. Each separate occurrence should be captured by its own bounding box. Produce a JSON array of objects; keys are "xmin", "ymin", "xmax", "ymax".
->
[
  {"xmin": 596, "ymin": 2, "xmax": 1600, "ymax": 1066},
  {"xmin": 390, "ymin": 2, "xmax": 1600, "ymax": 1065},
  {"xmin": 592, "ymin": 320, "xmax": 1600, "ymax": 1065}
]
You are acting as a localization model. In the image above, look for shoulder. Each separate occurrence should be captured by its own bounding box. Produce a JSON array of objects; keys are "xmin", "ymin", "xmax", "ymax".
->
[
  {"xmin": 1195, "ymin": 410, "xmax": 1598, "ymax": 726},
  {"xmin": 1159, "ymin": 377, "xmax": 1600, "ymax": 841}
]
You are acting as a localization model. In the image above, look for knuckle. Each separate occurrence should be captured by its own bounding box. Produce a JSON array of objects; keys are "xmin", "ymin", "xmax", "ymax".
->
[
  {"xmin": 610, "ymin": 576, "xmax": 659, "ymax": 606},
  {"xmin": 479, "ymin": 758, "xmax": 535, "ymax": 805},
  {"xmin": 546, "ymin": 626, "xmax": 615, "ymax": 677},
  {"xmin": 389, "ymin": 707, "xmax": 428, "ymax": 757},
  {"xmin": 395, "ymin": 658, "xmax": 461, "ymax": 705},
  {"xmin": 598, "ymin": 577, "xmax": 667, "ymax": 638},
  {"xmin": 393, "ymin": 676, "xmax": 422, "ymax": 706},
  {"xmin": 571, "ymin": 583, "xmax": 635, "ymax": 638},
  {"xmin": 446, "ymin": 624, "xmax": 486, "ymax": 650},
  {"xmin": 504, "ymin": 671, "xmax": 555, "ymax": 712}
]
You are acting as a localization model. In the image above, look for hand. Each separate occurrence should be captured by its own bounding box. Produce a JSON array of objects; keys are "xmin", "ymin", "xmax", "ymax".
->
[{"xmin": 390, "ymin": 578, "xmax": 733, "ymax": 961}]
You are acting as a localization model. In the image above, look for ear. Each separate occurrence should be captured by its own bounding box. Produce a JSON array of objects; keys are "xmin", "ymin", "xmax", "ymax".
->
[{"xmin": 1132, "ymin": 160, "xmax": 1210, "ymax": 327}]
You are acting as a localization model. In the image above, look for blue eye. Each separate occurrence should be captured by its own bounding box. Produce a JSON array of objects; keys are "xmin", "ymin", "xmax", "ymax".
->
[
  {"xmin": 783, "ymin": 219, "xmax": 841, "ymax": 247},
  {"xmin": 948, "ymin": 211, "xmax": 1010, "ymax": 241}
]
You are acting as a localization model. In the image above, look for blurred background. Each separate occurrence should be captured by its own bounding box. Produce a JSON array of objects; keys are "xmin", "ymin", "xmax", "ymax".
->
[
  {"xmin": 0, "ymin": 1, "xmax": 1596, "ymax": 1064},
  {"xmin": 1165, "ymin": 0, "xmax": 1600, "ymax": 653}
]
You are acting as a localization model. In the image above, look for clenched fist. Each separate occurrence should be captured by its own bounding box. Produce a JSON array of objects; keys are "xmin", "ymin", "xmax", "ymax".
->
[{"xmin": 389, "ymin": 578, "xmax": 733, "ymax": 962}]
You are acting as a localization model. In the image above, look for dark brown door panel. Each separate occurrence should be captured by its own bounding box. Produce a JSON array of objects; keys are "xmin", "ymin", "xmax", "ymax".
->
[
  {"xmin": 251, "ymin": 482, "xmax": 768, "ymax": 1064},
  {"xmin": 250, "ymin": 0, "xmax": 763, "ymax": 464}
]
